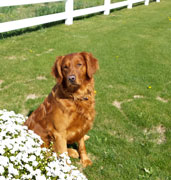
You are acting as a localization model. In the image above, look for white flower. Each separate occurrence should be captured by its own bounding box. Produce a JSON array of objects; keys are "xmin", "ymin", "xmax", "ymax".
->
[
  {"xmin": 0, "ymin": 156, "xmax": 9, "ymax": 166},
  {"xmin": 0, "ymin": 147, "xmax": 5, "ymax": 155},
  {"xmin": 0, "ymin": 109, "xmax": 88, "ymax": 180},
  {"xmin": 26, "ymin": 174, "xmax": 33, "ymax": 179},
  {"xmin": 0, "ymin": 165, "xmax": 4, "ymax": 174},
  {"xmin": 25, "ymin": 164, "xmax": 33, "ymax": 172},
  {"xmin": 32, "ymin": 160, "xmax": 38, "ymax": 167},
  {"xmin": 0, "ymin": 176, "xmax": 6, "ymax": 180},
  {"xmin": 8, "ymin": 163, "xmax": 19, "ymax": 176},
  {"xmin": 28, "ymin": 154, "xmax": 36, "ymax": 161},
  {"xmin": 21, "ymin": 153, "xmax": 29, "ymax": 163},
  {"xmin": 36, "ymin": 174, "xmax": 46, "ymax": 180},
  {"xmin": 21, "ymin": 174, "xmax": 33, "ymax": 179},
  {"xmin": 34, "ymin": 169, "xmax": 41, "ymax": 176},
  {"xmin": 34, "ymin": 147, "xmax": 41, "ymax": 156},
  {"xmin": 10, "ymin": 156, "xmax": 16, "ymax": 162}
]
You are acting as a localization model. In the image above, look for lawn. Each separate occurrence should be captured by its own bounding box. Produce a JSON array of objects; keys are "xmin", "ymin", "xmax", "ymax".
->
[{"xmin": 0, "ymin": 0, "xmax": 171, "ymax": 179}]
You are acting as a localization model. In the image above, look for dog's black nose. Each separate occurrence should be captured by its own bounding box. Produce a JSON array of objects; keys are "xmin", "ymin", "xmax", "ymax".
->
[{"xmin": 68, "ymin": 75, "xmax": 76, "ymax": 83}]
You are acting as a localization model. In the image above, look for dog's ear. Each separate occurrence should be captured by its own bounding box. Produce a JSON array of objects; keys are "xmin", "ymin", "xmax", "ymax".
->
[
  {"xmin": 81, "ymin": 52, "xmax": 99, "ymax": 79},
  {"xmin": 51, "ymin": 56, "xmax": 64, "ymax": 84}
]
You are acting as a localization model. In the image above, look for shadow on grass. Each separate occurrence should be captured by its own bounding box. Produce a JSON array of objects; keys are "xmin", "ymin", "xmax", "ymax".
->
[
  {"xmin": 67, "ymin": 143, "xmax": 78, "ymax": 150},
  {"xmin": 0, "ymin": 20, "xmax": 65, "ymax": 40},
  {"xmin": 0, "ymin": 11, "xmax": 110, "ymax": 39},
  {"xmin": 0, "ymin": 12, "xmax": 104, "ymax": 39},
  {"xmin": 27, "ymin": 110, "xmax": 34, "ymax": 117}
]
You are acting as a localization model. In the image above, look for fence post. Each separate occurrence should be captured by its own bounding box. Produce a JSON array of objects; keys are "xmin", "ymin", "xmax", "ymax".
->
[
  {"xmin": 127, "ymin": 0, "xmax": 132, "ymax": 9},
  {"xmin": 104, "ymin": 0, "xmax": 111, "ymax": 15},
  {"xmin": 65, "ymin": 0, "xmax": 73, "ymax": 25},
  {"xmin": 145, "ymin": 0, "xmax": 149, "ymax": 5}
]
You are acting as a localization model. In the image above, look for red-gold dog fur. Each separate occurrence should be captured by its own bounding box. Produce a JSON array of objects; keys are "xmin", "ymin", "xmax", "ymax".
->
[{"xmin": 24, "ymin": 52, "xmax": 98, "ymax": 167}]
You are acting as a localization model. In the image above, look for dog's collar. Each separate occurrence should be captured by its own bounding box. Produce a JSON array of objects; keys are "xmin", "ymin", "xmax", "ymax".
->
[
  {"xmin": 63, "ymin": 91, "xmax": 91, "ymax": 102},
  {"xmin": 69, "ymin": 89, "xmax": 93, "ymax": 101},
  {"xmin": 53, "ymin": 84, "xmax": 94, "ymax": 101},
  {"xmin": 71, "ymin": 96, "xmax": 89, "ymax": 101}
]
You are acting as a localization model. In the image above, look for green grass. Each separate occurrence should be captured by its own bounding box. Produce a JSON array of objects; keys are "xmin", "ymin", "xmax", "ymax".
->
[{"xmin": 0, "ymin": 0, "xmax": 171, "ymax": 179}]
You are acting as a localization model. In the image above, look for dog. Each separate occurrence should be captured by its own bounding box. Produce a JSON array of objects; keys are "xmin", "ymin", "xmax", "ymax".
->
[{"xmin": 24, "ymin": 52, "xmax": 99, "ymax": 167}]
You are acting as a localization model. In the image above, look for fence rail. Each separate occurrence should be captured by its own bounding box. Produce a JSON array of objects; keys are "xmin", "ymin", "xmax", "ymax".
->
[{"xmin": 0, "ymin": 0, "xmax": 160, "ymax": 33}]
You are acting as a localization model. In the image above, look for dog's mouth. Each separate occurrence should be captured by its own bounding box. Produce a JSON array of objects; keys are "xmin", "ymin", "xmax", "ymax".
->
[
  {"xmin": 62, "ymin": 79, "xmax": 80, "ymax": 92},
  {"xmin": 66, "ymin": 75, "xmax": 81, "ymax": 91},
  {"xmin": 67, "ymin": 82, "xmax": 80, "ymax": 92}
]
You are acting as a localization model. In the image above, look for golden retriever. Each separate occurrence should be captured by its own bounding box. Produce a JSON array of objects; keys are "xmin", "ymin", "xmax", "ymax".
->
[{"xmin": 24, "ymin": 52, "xmax": 99, "ymax": 167}]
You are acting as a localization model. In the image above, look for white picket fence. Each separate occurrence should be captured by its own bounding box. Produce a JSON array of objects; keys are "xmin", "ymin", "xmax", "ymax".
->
[{"xmin": 0, "ymin": 0, "xmax": 160, "ymax": 33}]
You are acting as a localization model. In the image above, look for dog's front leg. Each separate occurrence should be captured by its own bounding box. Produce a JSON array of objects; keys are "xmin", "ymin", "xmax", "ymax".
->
[{"xmin": 78, "ymin": 137, "xmax": 92, "ymax": 167}]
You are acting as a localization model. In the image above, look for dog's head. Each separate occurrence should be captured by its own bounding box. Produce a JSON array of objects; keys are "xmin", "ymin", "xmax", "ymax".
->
[{"xmin": 52, "ymin": 52, "xmax": 98, "ymax": 92}]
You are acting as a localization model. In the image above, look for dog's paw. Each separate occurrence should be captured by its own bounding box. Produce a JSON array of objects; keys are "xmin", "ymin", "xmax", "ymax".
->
[
  {"xmin": 41, "ymin": 143, "xmax": 50, "ymax": 148},
  {"xmin": 84, "ymin": 135, "xmax": 90, "ymax": 141},
  {"xmin": 81, "ymin": 158, "xmax": 92, "ymax": 167},
  {"xmin": 68, "ymin": 148, "xmax": 79, "ymax": 159}
]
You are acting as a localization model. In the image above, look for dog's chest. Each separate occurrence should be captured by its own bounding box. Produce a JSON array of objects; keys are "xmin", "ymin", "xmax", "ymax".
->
[{"xmin": 66, "ymin": 100, "xmax": 95, "ymax": 143}]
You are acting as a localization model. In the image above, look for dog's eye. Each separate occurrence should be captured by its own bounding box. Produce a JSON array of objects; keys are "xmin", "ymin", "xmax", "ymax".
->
[
  {"xmin": 63, "ymin": 65, "xmax": 68, "ymax": 69},
  {"xmin": 77, "ymin": 63, "xmax": 82, "ymax": 67}
]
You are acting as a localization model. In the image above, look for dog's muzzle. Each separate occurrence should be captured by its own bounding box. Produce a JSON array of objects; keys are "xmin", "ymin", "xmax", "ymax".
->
[{"xmin": 68, "ymin": 75, "xmax": 76, "ymax": 83}]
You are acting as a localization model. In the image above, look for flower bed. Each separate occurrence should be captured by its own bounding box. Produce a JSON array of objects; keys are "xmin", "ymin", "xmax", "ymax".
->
[{"xmin": 0, "ymin": 109, "xmax": 88, "ymax": 180}]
